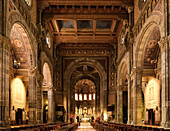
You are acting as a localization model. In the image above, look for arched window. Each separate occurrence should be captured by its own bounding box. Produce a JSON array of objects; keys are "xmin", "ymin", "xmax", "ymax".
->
[
  {"xmin": 89, "ymin": 94, "xmax": 92, "ymax": 100},
  {"xmin": 75, "ymin": 93, "xmax": 78, "ymax": 101},
  {"xmin": 79, "ymin": 108, "xmax": 82, "ymax": 114},
  {"xmin": 84, "ymin": 94, "xmax": 87, "ymax": 100},
  {"xmin": 93, "ymin": 93, "xmax": 95, "ymax": 100},
  {"xmin": 79, "ymin": 94, "xmax": 82, "ymax": 101}
]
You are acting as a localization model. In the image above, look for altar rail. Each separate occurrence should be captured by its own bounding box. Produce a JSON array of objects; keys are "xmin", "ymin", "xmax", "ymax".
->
[{"xmin": 91, "ymin": 122, "xmax": 169, "ymax": 131}]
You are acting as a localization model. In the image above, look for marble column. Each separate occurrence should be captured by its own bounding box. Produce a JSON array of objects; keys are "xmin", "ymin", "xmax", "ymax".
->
[
  {"xmin": 159, "ymin": 37, "xmax": 170, "ymax": 128},
  {"xmin": 48, "ymin": 85, "xmax": 55, "ymax": 123},
  {"xmin": 0, "ymin": 35, "xmax": 11, "ymax": 126},
  {"xmin": 28, "ymin": 69, "xmax": 37, "ymax": 124}
]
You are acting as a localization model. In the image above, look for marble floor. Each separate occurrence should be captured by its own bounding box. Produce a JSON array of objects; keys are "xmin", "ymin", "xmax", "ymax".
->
[{"xmin": 76, "ymin": 122, "xmax": 96, "ymax": 131}]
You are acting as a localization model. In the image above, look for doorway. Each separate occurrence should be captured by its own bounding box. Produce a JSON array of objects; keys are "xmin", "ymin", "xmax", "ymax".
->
[
  {"xmin": 123, "ymin": 91, "xmax": 128, "ymax": 123},
  {"xmin": 43, "ymin": 105, "xmax": 48, "ymax": 123},
  {"xmin": 16, "ymin": 108, "xmax": 23, "ymax": 125},
  {"xmin": 148, "ymin": 109, "xmax": 155, "ymax": 125}
]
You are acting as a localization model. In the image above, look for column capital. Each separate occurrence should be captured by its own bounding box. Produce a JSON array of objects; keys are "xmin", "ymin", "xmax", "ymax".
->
[
  {"xmin": 131, "ymin": 67, "xmax": 142, "ymax": 77},
  {"xmin": 29, "ymin": 66, "xmax": 38, "ymax": 76},
  {"xmin": 126, "ymin": 74, "xmax": 131, "ymax": 80},
  {"xmin": 48, "ymin": 85, "xmax": 55, "ymax": 91},
  {"xmin": 128, "ymin": 6, "xmax": 134, "ymax": 13}
]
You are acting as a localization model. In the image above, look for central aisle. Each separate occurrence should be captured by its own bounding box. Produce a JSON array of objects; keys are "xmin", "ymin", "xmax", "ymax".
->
[{"xmin": 76, "ymin": 122, "xmax": 96, "ymax": 131}]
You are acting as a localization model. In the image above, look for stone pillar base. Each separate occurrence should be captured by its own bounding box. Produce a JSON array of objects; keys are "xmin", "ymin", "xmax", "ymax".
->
[
  {"xmin": 0, "ymin": 120, "xmax": 10, "ymax": 127},
  {"xmin": 161, "ymin": 122, "xmax": 170, "ymax": 128},
  {"xmin": 127, "ymin": 120, "xmax": 131, "ymax": 125}
]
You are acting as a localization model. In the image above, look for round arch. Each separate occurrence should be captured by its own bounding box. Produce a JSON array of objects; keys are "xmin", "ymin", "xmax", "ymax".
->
[
  {"xmin": 10, "ymin": 23, "xmax": 34, "ymax": 68},
  {"xmin": 43, "ymin": 62, "xmax": 52, "ymax": 87},
  {"xmin": 7, "ymin": 13, "xmax": 37, "ymax": 67},
  {"xmin": 134, "ymin": 14, "xmax": 163, "ymax": 125},
  {"xmin": 118, "ymin": 61, "xmax": 128, "ymax": 86},
  {"xmin": 134, "ymin": 14, "xmax": 164, "ymax": 69},
  {"xmin": 117, "ymin": 52, "xmax": 130, "ymax": 86},
  {"xmin": 117, "ymin": 60, "xmax": 129, "ymax": 123},
  {"xmin": 41, "ymin": 52, "xmax": 53, "ymax": 84},
  {"xmin": 63, "ymin": 57, "xmax": 107, "ymax": 121}
]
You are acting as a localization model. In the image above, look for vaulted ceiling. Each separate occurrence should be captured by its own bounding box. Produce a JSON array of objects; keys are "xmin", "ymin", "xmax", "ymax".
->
[{"xmin": 39, "ymin": 0, "xmax": 133, "ymax": 44}]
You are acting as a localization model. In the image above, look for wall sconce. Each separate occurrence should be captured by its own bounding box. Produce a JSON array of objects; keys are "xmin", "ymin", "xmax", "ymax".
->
[{"xmin": 13, "ymin": 59, "xmax": 21, "ymax": 69}]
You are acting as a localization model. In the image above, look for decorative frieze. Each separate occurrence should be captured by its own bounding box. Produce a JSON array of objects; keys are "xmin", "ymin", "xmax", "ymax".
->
[
  {"xmin": 11, "ymin": 0, "xmax": 38, "ymax": 39},
  {"xmin": 133, "ymin": 0, "xmax": 160, "ymax": 37}
]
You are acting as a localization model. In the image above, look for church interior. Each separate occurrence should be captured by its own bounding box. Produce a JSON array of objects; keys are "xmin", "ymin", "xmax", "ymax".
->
[{"xmin": 0, "ymin": 0, "xmax": 170, "ymax": 130}]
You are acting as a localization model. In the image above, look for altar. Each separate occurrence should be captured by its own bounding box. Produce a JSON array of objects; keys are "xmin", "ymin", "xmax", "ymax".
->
[{"xmin": 82, "ymin": 117, "xmax": 89, "ymax": 122}]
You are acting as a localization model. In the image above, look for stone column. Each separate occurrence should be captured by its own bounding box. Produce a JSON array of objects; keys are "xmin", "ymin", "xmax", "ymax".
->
[
  {"xmin": 63, "ymin": 90, "xmax": 68, "ymax": 122},
  {"xmin": 132, "ymin": 69, "xmax": 137, "ymax": 125},
  {"xmin": 127, "ymin": 75, "xmax": 131, "ymax": 124},
  {"xmin": 0, "ymin": 35, "xmax": 11, "ymax": 126},
  {"xmin": 48, "ymin": 85, "xmax": 55, "ymax": 123},
  {"xmin": 132, "ymin": 68, "xmax": 142, "ymax": 125},
  {"xmin": 114, "ymin": 70, "xmax": 117, "ymax": 122},
  {"xmin": 103, "ymin": 89, "xmax": 107, "ymax": 121},
  {"xmin": 127, "ymin": 6, "xmax": 133, "ymax": 124},
  {"xmin": 36, "ymin": 72, "xmax": 43, "ymax": 123},
  {"xmin": 28, "ymin": 68, "xmax": 37, "ymax": 124},
  {"xmin": 95, "ymin": 84, "xmax": 100, "ymax": 118},
  {"xmin": 117, "ymin": 85, "xmax": 123, "ymax": 123},
  {"xmin": 159, "ymin": 37, "xmax": 170, "ymax": 128}
]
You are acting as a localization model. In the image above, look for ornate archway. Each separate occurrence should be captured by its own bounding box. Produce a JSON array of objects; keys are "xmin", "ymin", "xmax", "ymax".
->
[
  {"xmin": 134, "ymin": 14, "xmax": 163, "ymax": 125},
  {"xmin": 63, "ymin": 57, "xmax": 107, "ymax": 122},
  {"xmin": 42, "ymin": 62, "xmax": 54, "ymax": 123},
  {"xmin": 117, "ymin": 61, "xmax": 128, "ymax": 123},
  {"xmin": 9, "ymin": 22, "xmax": 36, "ymax": 124}
]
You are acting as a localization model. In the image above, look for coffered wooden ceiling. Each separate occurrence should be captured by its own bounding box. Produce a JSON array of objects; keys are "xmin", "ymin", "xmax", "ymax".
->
[{"xmin": 39, "ymin": 0, "xmax": 133, "ymax": 44}]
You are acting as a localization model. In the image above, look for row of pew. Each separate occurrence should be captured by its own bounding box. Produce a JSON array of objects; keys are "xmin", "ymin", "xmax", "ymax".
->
[
  {"xmin": 91, "ymin": 122, "xmax": 169, "ymax": 131},
  {"xmin": 1, "ymin": 122, "xmax": 79, "ymax": 131}
]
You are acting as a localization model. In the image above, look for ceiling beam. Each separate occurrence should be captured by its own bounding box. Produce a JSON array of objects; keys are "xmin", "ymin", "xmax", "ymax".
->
[
  {"xmin": 43, "ymin": 14, "xmax": 128, "ymax": 21},
  {"xmin": 52, "ymin": 19, "xmax": 60, "ymax": 33},
  {"xmin": 48, "ymin": 20, "xmax": 54, "ymax": 33},
  {"xmin": 93, "ymin": 20, "xmax": 97, "ymax": 34},
  {"xmin": 111, "ymin": 20, "xmax": 117, "ymax": 33},
  {"xmin": 39, "ymin": 0, "xmax": 133, "ymax": 10},
  {"xmin": 73, "ymin": 19, "xmax": 77, "ymax": 36},
  {"xmin": 54, "ymin": 35, "xmax": 117, "ymax": 43}
]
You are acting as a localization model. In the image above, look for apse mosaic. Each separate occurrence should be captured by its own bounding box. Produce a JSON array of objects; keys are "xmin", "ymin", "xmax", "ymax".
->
[{"xmin": 75, "ymin": 79, "xmax": 95, "ymax": 93}]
